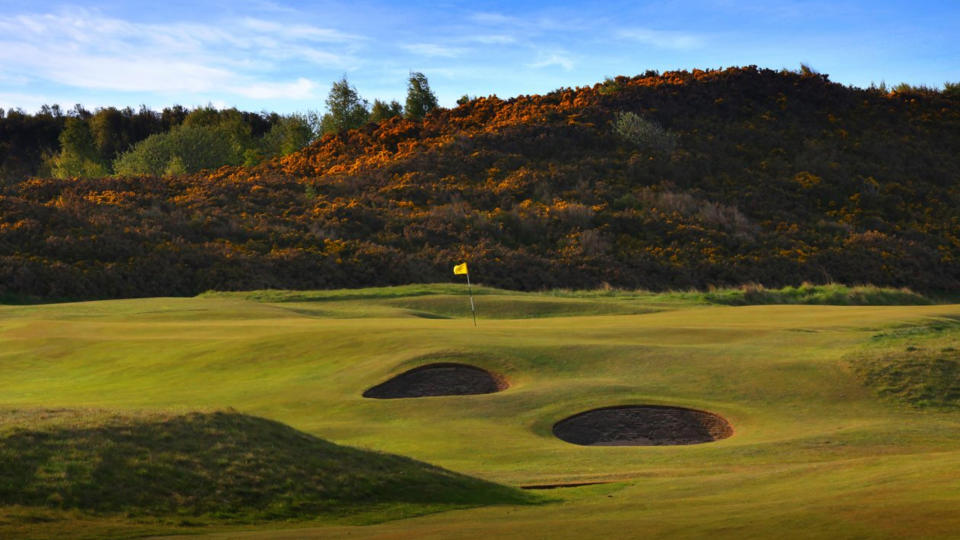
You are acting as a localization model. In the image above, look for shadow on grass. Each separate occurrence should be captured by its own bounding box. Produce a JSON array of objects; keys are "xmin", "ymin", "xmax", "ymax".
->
[{"xmin": 0, "ymin": 410, "xmax": 539, "ymax": 523}]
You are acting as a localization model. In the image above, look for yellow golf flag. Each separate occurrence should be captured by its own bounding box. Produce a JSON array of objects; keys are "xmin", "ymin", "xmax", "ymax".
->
[{"xmin": 453, "ymin": 262, "xmax": 468, "ymax": 275}]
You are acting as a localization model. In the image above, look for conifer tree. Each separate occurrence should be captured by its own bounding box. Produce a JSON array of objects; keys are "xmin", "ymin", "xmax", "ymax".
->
[
  {"xmin": 321, "ymin": 76, "xmax": 369, "ymax": 134},
  {"xmin": 404, "ymin": 72, "xmax": 439, "ymax": 120}
]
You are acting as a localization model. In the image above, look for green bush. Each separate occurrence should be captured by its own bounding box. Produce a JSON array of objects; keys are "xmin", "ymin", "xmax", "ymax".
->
[
  {"xmin": 612, "ymin": 111, "xmax": 677, "ymax": 153},
  {"xmin": 113, "ymin": 124, "xmax": 242, "ymax": 176},
  {"xmin": 260, "ymin": 114, "xmax": 317, "ymax": 158}
]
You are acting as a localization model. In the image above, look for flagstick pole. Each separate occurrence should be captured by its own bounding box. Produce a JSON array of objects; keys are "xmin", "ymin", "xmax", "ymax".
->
[{"xmin": 466, "ymin": 271, "xmax": 477, "ymax": 327}]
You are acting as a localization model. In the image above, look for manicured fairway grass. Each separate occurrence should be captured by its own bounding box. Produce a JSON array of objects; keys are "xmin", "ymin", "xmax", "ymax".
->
[{"xmin": 1, "ymin": 285, "xmax": 959, "ymax": 538}]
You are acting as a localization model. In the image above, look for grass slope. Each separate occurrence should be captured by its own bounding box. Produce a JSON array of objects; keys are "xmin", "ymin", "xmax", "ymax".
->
[
  {"xmin": 0, "ymin": 409, "xmax": 531, "ymax": 514},
  {"xmin": 0, "ymin": 410, "xmax": 533, "ymax": 539},
  {"xmin": 200, "ymin": 283, "xmax": 936, "ymax": 319},
  {"xmin": 6, "ymin": 69, "xmax": 960, "ymax": 299},
  {"xmin": 1, "ymin": 284, "xmax": 959, "ymax": 538},
  {"xmin": 849, "ymin": 317, "xmax": 960, "ymax": 409}
]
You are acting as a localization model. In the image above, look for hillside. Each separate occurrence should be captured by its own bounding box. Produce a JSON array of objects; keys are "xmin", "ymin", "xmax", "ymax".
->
[{"xmin": 1, "ymin": 66, "xmax": 959, "ymax": 299}]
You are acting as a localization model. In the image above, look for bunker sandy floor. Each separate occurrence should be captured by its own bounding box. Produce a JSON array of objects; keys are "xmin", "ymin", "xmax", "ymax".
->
[
  {"xmin": 363, "ymin": 363, "xmax": 507, "ymax": 399},
  {"xmin": 552, "ymin": 405, "xmax": 733, "ymax": 446}
]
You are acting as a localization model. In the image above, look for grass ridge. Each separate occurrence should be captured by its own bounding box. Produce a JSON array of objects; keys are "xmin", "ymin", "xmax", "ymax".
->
[
  {"xmin": 202, "ymin": 282, "xmax": 935, "ymax": 307},
  {"xmin": 0, "ymin": 409, "xmax": 536, "ymax": 523}
]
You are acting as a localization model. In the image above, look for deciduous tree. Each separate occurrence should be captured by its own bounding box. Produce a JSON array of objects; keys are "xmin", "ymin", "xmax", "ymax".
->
[
  {"xmin": 50, "ymin": 117, "xmax": 108, "ymax": 178},
  {"xmin": 370, "ymin": 99, "xmax": 403, "ymax": 123}
]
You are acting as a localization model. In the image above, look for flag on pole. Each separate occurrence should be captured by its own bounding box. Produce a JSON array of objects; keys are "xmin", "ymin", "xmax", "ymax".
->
[{"xmin": 452, "ymin": 262, "xmax": 477, "ymax": 326}]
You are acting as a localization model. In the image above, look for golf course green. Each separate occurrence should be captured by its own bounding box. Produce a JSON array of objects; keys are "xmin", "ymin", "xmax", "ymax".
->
[{"xmin": 1, "ymin": 284, "xmax": 958, "ymax": 539}]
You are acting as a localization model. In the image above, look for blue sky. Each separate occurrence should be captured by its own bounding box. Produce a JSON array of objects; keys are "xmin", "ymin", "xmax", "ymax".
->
[{"xmin": 0, "ymin": 0, "xmax": 957, "ymax": 114}]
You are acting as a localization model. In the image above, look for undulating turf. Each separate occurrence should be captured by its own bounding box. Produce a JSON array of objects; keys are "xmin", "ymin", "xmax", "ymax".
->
[
  {"xmin": 0, "ymin": 409, "xmax": 532, "ymax": 527},
  {"xmin": 1, "ymin": 284, "xmax": 958, "ymax": 539},
  {"xmin": 848, "ymin": 316, "xmax": 960, "ymax": 409},
  {"xmin": 200, "ymin": 282, "xmax": 936, "ymax": 307}
]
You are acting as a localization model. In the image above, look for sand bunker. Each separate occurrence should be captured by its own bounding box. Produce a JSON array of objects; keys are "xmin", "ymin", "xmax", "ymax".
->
[
  {"xmin": 363, "ymin": 363, "xmax": 508, "ymax": 399},
  {"xmin": 552, "ymin": 405, "xmax": 733, "ymax": 446}
]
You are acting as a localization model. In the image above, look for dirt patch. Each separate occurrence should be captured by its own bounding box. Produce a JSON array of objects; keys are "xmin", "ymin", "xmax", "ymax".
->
[
  {"xmin": 552, "ymin": 405, "xmax": 733, "ymax": 446},
  {"xmin": 363, "ymin": 363, "xmax": 508, "ymax": 399}
]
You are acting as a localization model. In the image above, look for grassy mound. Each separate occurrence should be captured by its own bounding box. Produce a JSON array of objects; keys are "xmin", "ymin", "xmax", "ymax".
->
[
  {"xmin": 0, "ymin": 409, "xmax": 534, "ymax": 521},
  {"xmin": 711, "ymin": 283, "xmax": 932, "ymax": 306},
  {"xmin": 199, "ymin": 284, "xmax": 504, "ymax": 303},
  {"xmin": 201, "ymin": 283, "xmax": 936, "ymax": 319},
  {"xmin": 850, "ymin": 316, "xmax": 960, "ymax": 409},
  {"xmin": 850, "ymin": 348, "xmax": 960, "ymax": 409}
]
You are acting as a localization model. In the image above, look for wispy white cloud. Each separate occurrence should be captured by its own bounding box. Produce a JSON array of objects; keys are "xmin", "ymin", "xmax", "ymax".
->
[
  {"xmin": 529, "ymin": 52, "xmax": 575, "ymax": 71},
  {"xmin": 234, "ymin": 77, "xmax": 317, "ymax": 99},
  {"xmin": 280, "ymin": 46, "xmax": 353, "ymax": 67},
  {"xmin": 616, "ymin": 28, "xmax": 705, "ymax": 50},
  {"xmin": 463, "ymin": 34, "xmax": 517, "ymax": 45},
  {"xmin": 470, "ymin": 12, "xmax": 521, "ymax": 26},
  {"xmin": 248, "ymin": 0, "xmax": 302, "ymax": 16},
  {"xmin": 0, "ymin": 91, "xmax": 59, "ymax": 112},
  {"xmin": 0, "ymin": 72, "xmax": 30, "ymax": 85},
  {"xmin": 0, "ymin": 7, "xmax": 359, "ymax": 101},
  {"xmin": 705, "ymin": 0, "xmax": 858, "ymax": 20},
  {"xmin": 468, "ymin": 10, "xmax": 576, "ymax": 33},
  {"xmin": 239, "ymin": 17, "xmax": 362, "ymax": 43},
  {"xmin": 402, "ymin": 43, "xmax": 466, "ymax": 58},
  {"xmin": 1, "ymin": 0, "xmax": 944, "ymax": 114}
]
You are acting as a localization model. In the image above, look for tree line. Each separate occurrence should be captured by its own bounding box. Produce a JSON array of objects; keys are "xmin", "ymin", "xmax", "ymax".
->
[{"xmin": 0, "ymin": 72, "xmax": 440, "ymax": 184}]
